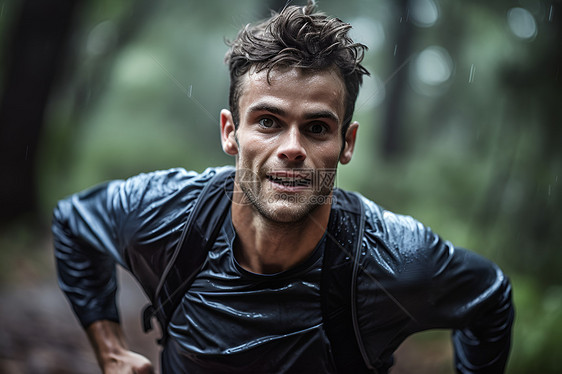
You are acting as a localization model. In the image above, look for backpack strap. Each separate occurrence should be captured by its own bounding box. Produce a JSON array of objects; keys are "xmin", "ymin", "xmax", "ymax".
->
[
  {"xmin": 142, "ymin": 166, "xmax": 235, "ymax": 343},
  {"xmin": 322, "ymin": 189, "xmax": 375, "ymax": 373}
]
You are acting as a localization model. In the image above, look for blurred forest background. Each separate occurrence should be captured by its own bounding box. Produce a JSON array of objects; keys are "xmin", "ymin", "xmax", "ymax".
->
[{"xmin": 0, "ymin": 0, "xmax": 561, "ymax": 373}]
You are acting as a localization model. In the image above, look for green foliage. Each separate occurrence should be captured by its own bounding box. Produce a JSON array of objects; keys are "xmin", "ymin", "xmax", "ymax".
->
[{"xmin": 508, "ymin": 276, "xmax": 562, "ymax": 373}]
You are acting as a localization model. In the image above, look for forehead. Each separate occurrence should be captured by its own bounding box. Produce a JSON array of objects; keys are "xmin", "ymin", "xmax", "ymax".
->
[{"xmin": 237, "ymin": 67, "xmax": 346, "ymax": 121}]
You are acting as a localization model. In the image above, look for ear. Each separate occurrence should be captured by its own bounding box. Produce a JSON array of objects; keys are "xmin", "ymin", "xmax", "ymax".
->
[
  {"xmin": 339, "ymin": 121, "xmax": 358, "ymax": 165},
  {"xmin": 220, "ymin": 109, "xmax": 238, "ymax": 156}
]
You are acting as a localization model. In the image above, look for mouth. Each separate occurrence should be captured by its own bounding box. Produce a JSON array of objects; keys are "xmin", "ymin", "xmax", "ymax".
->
[{"xmin": 266, "ymin": 172, "xmax": 312, "ymax": 189}]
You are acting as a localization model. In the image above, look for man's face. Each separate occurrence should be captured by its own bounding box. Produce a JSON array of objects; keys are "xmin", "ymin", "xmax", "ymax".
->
[{"xmin": 221, "ymin": 67, "xmax": 357, "ymax": 224}]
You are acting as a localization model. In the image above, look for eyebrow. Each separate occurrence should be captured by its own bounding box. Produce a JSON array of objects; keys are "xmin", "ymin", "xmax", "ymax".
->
[{"xmin": 247, "ymin": 102, "xmax": 340, "ymax": 124}]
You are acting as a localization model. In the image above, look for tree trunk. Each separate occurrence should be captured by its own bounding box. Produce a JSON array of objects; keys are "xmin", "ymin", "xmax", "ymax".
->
[
  {"xmin": 381, "ymin": 0, "xmax": 415, "ymax": 160},
  {"xmin": 0, "ymin": 0, "xmax": 80, "ymax": 223}
]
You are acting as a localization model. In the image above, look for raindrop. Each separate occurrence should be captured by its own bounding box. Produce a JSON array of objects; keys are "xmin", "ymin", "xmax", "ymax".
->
[
  {"xmin": 410, "ymin": 0, "xmax": 439, "ymax": 28},
  {"xmin": 468, "ymin": 64, "xmax": 476, "ymax": 84},
  {"xmin": 507, "ymin": 8, "xmax": 537, "ymax": 40}
]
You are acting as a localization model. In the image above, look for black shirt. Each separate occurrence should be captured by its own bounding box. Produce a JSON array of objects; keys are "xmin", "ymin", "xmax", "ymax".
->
[{"xmin": 162, "ymin": 212, "xmax": 337, "ymax": 373}]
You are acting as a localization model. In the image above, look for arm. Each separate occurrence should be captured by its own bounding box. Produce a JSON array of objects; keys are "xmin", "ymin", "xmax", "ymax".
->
[
  {"xmin": 356, "ymin": 201, "xmax": 514, "ymax": 373},
  {"xmin": 440, "ymin": 247, "xmax": 514, "ymax": 374},
  {"xmin": 53, "ymin": 179, "xmax": 157, "ymax": 372},
  {"xmin": 53, "ymin": 181, "xmax": 128, "ymax": 327},
  {"xmin": 404, "ymin": 221, "xmax": 513, "ymax": 372},
  {"xmin": 52, "ymin": 168, "xmax": 211, "ymax": 371},
  {"xmin": 87, "ymin": 320, "xmax": 154, "ymax": 374},
  {"xmin": 404, "ymin": 232, "xmax": 514, "ymax": 373}
]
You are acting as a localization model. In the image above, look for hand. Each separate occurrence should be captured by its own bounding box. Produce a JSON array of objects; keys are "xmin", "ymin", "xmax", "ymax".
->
[{"xmin": 102, "ymin": 349, "xmax": 155, "ymax": 374}]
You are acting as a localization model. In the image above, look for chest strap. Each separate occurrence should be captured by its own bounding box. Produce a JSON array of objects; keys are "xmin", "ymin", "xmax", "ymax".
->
[{"xmin": 322, "ymin": 189, "xmax": 374, "ymax": 373}]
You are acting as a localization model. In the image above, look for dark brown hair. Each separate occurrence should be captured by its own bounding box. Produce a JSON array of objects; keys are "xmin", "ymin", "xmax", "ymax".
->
[{"xmin": 225, "ymin": 1, "xmax": 370, "ymax": 139}]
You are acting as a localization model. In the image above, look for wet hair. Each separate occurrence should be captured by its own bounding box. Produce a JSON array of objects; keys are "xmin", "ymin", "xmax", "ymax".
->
[{"xmin": 224, "ymin": 1, "xmax": 370, "ymax": 139}]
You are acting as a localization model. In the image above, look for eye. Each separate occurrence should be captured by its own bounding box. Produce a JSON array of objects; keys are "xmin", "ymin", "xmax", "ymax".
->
[
  {"xmin": 258, "ymin": 117, "xmax": 276, "ymax": 128},
  {"xmin": 308, "ymin": 122, "xmax": 328, "ymax": 135}
]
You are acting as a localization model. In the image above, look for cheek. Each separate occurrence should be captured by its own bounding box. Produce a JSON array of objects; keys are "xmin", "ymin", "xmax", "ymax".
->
[
  {"xmin": 237, "ymin": 135, "xmax": 268, "ymax": 162},
  {"xmin": 325, "ymin": 156, "xmax": 341, "ymax": 169},
  {"xmin": 316, "ymin": 143, "xmax": 343, "ymax": 166}
]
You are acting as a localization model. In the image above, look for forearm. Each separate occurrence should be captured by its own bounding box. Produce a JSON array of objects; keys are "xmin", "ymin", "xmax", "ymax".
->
[
  {"xmin": 87, "ymin": 320, "xmax": 130, "ymax": 367},
  {"xmin": 86, "ymin": 320, "xmax": 155, "ymax": 374}
]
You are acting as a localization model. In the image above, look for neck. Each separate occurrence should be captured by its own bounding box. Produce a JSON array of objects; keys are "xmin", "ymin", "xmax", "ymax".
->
[{"xmin": 231, "ymin": 196, "xmax": 331, "ymax": 274}]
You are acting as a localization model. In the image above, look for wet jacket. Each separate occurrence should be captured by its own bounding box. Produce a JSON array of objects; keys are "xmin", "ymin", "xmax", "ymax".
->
[{"xmin": 52, "ymin": 166, "xmax": 514, "ymax": 373}]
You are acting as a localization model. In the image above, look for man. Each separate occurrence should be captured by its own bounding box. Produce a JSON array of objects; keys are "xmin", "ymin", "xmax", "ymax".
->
[{"xmin": 52, "ymin": 2, "xmax": 513, "ymax": 373}]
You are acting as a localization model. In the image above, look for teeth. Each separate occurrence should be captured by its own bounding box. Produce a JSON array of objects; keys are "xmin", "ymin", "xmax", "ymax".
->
[{"xmin": 268, "ymin": 175, "xmax": 311, "ymax": 187}]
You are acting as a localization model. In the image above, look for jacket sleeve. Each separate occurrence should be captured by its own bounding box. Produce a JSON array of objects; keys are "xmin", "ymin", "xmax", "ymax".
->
[
  {"xmin": 356, "ymin": 199, "xmax": 514, "ymax": 373},
  {"xmin": 51, "ymin": 168, "xmax": 204, "ymax": 329},
  {"xmin": 52, "ymin": 179, "xmax": 132, "ymax": 328},
  {"xmin": 445, "ymin": 248, "xmax": 514, "ymax": 374},
  {"xmin": 419, "ymin": 240, "xmax": 514, "ymax": 373}
]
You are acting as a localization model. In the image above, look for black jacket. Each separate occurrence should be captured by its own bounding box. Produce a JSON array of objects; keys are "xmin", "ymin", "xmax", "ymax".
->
[{"xmin": 52, "ymin": 166, "xmax": 513, "ymax": 373}]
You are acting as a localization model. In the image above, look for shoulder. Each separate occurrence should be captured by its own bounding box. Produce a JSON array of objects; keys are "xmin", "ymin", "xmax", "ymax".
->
[
  {"xmin": 357, "ymin": 194, "xmax": 437, "ymax": 255},
  {"xmin": 122, "ymin": 167, "xmax": 218, "ymax": 197},
  {"xmin": 72, "ymin": 166, "xmax": 232, "ymax": 245},
  {"xmin": 117, "ymin": 166, "xmax": 233, "ymax": 270},
  {"xmin": 343, "ymin": 192, "xmax": 447, "ymax": 281},
  {"xmin": 119, "ymin": 166, "xmax": 231, "ymax": 213}
]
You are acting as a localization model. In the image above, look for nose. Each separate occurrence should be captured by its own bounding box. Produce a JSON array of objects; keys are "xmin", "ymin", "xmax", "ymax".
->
[{"xmin": 277, "ymin": 127, "xmax": 306, "ymax": 162}]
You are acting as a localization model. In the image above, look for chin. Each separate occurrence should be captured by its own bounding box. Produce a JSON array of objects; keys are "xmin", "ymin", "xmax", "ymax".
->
[
  {"xmin": 257, "ymin": 196, "xmax": 325, "ymax": 225},
  {"xmin": 238, "ymin": 180, "xmax": 331, "ymax": 224}
]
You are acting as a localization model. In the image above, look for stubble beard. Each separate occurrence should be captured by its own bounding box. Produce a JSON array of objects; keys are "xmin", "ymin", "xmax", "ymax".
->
[{"xmin": 236, "ymin": 168, "xmax": 334, "ymax": 226}]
